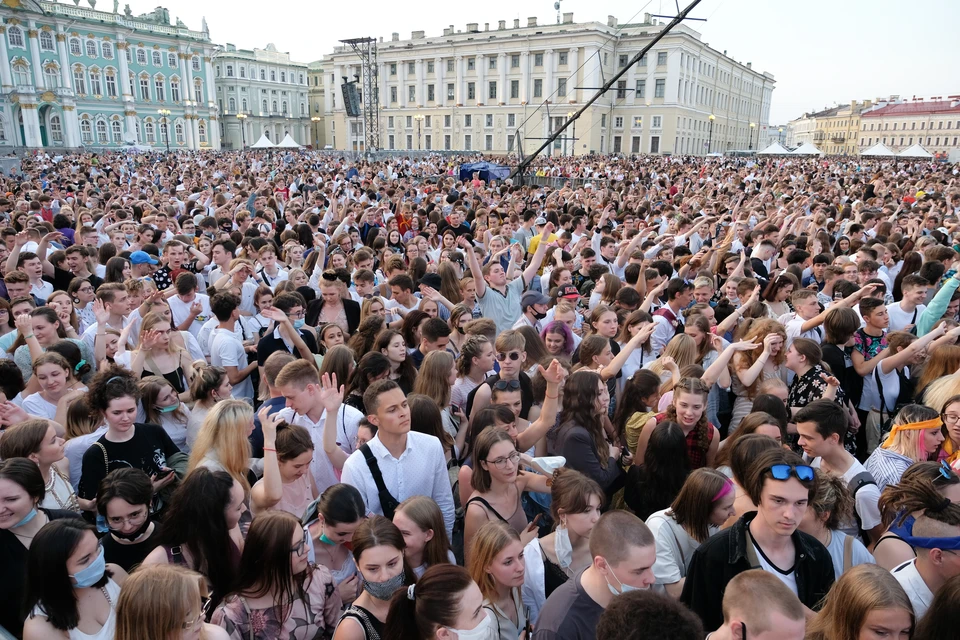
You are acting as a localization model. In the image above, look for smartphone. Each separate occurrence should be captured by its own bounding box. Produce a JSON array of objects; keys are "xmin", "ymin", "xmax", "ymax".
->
[{"xmin": 155, "ymin": 467, "xmax": 174, "ymax": 480}]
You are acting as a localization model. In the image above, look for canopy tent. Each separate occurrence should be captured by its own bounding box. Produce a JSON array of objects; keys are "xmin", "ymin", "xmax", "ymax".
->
[
  {"xmin": 757, "ymin": 141, "xmax": 791, "ymax": 155},
  {"xmin": 791, "ymin": 143, "xmax": 824, "ymax": 156},
  {"xmin": 458, "ymin": 162, "xmax": 511, "ymax": 182},
  {"xmin": 276, "ymin": 134, "xmax": 302, "ymax": 148},
  {"xmin": 249, "ymin": 134, "xmax": 274, "ymax": 148},
  {"xmin": 860, "ymin": 142, "xmax": 896, "ymax": 157},
  {"xmin": 899, "ymin": 143, "xmax": 933, "ymax": 158}
]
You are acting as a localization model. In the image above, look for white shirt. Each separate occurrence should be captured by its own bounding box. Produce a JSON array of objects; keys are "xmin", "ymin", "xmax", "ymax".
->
[
  {"xmin": 650, "ymin": 311, "xmax": 682, "ymax": 356},
  {"xmin": 21, "ymin": 392, "xmax": 57, "ymax": 420},
  {"xmin": 782, "ymin": 312, "xmax": 823, "ymax": 346},
  {"xmin": 886, "ymin": 301, "xmax": 926, "ymax": 332},
  {"xmin": 752, "ymin": 540, "xmax": 798, "ymax": 595},
  {"xmin": 823, "ymin": 531, "xmax": 874, "ymax": 580},
  {"xmin": 64, "ymin": 425, "xmax": 108, "ymax": 490},
  {"xmin": 30, "ymin": 280, "xmax": 54, "ymax": 304},
  {"xmin": 859, "ymin": 361, "xmax": 907, "ymax": 413},
  {"xmin": 276, "ymin": 404, "xmax": 362, "ymax": 494},
  {"xmin": 810, "ymin": 457, "xmax": 882, "ymax": 534},
  {"xmin": 168, "ymin": 294, "xmax": 212, "ymax": 339},
  {"xmin": 646, "ymin": 508, "xmax": 716, "ymax": 590},
  {"xmin": 892, "ymin": 559, "xmax": 934, "ymax": 619},
  {"xmin": 341, "ymin": 431, "xmax": 455, "ymax": 538},
  {"xmin": 80, "ymin": 317, "xmax": 129, "ymax": 355},
  {"xmin": 210, "ymin": 327, "xmax": 254, "ymax": 400}
]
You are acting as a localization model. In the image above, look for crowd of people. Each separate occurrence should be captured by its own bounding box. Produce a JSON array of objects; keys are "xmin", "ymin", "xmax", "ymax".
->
[{"xmin": 0, "ymin": 147, "xmax": 959, "ymax": 640}]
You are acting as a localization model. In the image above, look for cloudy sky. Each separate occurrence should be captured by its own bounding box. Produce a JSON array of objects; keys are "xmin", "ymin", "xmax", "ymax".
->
[{"xmin": 130, "ymin": 0, "xmax": 958, "ymax": 124}]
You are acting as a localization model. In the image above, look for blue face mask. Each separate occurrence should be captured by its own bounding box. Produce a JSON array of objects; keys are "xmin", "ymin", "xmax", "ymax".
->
[
  {"xmin": 293, "ymin": 318, "xmax": 306, "ymax": 330},
  {"xmin": 605, "ymin": 563, "xmax": 642, "ymax": 596},
  {"xmin": 13, "ymin": 507, "xmax": 37, "ymax": 529},
  {"xmin": 71, "ymin": 546, "xmax": 106, "ymax": 588},
  {"xmin": 156, "ymin": 399, "xmax": 180, "ymax": 414}
]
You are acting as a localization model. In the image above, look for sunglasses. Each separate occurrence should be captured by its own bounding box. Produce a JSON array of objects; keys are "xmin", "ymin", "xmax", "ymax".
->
[
  {"xmin": 493, "ymin": 379, "xmax": 521, "ymax": 391},
  {"xmin": 940, "ymin": 460, "xmax": 955, "ymax": 481},
  {"xmin": 769, "ymin": 464, "xmax": 814, "ymax": 482},
  {"xmin": 495, "ymin": 352, "xmax": 522, "ymax": 363}
]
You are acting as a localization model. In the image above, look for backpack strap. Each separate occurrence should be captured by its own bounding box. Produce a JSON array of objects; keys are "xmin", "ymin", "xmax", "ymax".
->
[
  {"xmin": 848, "ymin": 470, "xmax": 877, "ymax": 541},
  {"xmin": 95, "ymin": 442, "xmax": 110, "ymax": 473},
  {"xmin": 360, "ymin": 443, "xmax": 400, "ymax": 519},
  {"xmin": 843, "ymin": 534, "xmax": 854, "ymax": 574}
]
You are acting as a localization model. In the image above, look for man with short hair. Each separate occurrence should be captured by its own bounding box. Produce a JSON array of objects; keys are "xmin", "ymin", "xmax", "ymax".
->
[
  {"xmin": 274, "ymin": 359, "xmax": 363, "ymax": 493},
  {"xmin": 650, "ymin": 278, "xmax": 693, "ymax": 355},
  {"xmin": 129, "ymin": 250, "xmax": 159, "ymax": 279},
  {"xmin": 783, "ymin": 285, "xmax": 873, "ymax": 346},
  {"xmin": 890, "ymin": 507, "xmax": 960, "ymax": 618},
  {"xmin": 513, "ymin": 290, "xmax": 551, "ymax": 332},
  {"xmin": 341, "ymin": 379, "xmax": 455, "ymax": 537},
  {"xmin": 533, "ymin": 510, "xmax": 657, "ymax": 640},
  {"xmin": 750, "ymin": 240, "xmax": 777, "ymax": 286},
  {"xmin": 384, "ymin": 273, "xmax": 419, "ymax": 315},
  {"xmin": 704, "ymin": 570, "xmax": 806, "ymax": 640},
  {"xmin": 168, "ymin": 272, "xmax": 211, "ymax": 339},
  {"xmin": 152, "ymin": 240, "xmax": 208, "ymax": 291},
  {"xmin": 2, "ymin": 270, "xmax": 40, "ymax": 305},
  {"xmin": 81, "ymin": 284, "xmax": 130, "ymax": 354},
  {"xmin": 681, "ymin": 448, "xmax": 834, "ymax": 629},
  {"xmin": 411, "ymin": 317, "xmax": 451, "ymax": 369},
  {"xmin": 209, "ymin": 292, "xmax": 257, "ymax": 401},
  {"xmin": 795, "ymin": 400, "xmax": 883, "ymax": 546},
  {"xmin": 887, "ymin": 274, "xmax": 929, "ymax": 332}
]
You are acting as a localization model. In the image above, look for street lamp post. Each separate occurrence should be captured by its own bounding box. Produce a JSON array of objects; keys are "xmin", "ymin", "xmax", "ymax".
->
[
  {"xmin": 157, "ymin": 108, "xmax": 171, "ymax": 153},
  {"xmin": 778, "ymin": 127, "xmax": 784, "ymax": 145},
  {"xmin": 311, "ymin": 115, "xmax": 321, "ymax": 149},
  {"xmin": 566, "ymin": 111, "xmax": 576, "ymax": 156},
  {"xmin": 749, "ymin": 122, "xmax": 756, "ymax": 150},
  {"xmin": 414, "ymin": 114, "xmax": 424, "ymax": 150},
  {"xmin": 707, "ymin": 114, "xmax": 715, "ymax": 154},
  {"xmin": 236, "ymin": 112, "xmax": 247, "ymax": 148}
]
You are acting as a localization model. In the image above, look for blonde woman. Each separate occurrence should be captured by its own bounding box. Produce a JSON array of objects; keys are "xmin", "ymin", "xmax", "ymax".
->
[
  {"xmin": 186, "ymin": 365, "xmax": 233, "ymax": 449},
  {"xmin": 645, "ymin": 334, "xmax": 696, "ymax": 388},
  {"xmin": 127, "ymin": 311, "xmax": 196, "ymax": 402},
  {"xmin": 729, "ymin": 318, "xmax": 788, "ymax": 430},
  {"xmin": 805, "ymin": 564, "xmax": 914, "ymax": 640},
  {"xmin": 188, "ymin": 399, "xmax": 256, "ymax": 493},
  {"xmin": 865, "ymin": 404, "xmax": 945, "ymax": 491},
  {"xmin": 115, "ymin": 564, "xmax": 229, "ymax": 640}
]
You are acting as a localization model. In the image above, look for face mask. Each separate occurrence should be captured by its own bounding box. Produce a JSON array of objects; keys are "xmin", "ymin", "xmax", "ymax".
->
[
  {"xmin": 457, "ymin": 326, "xmax": 465, "ymax": 335},
  {"xmin": 156, "ymin": 399, "xmax": 180, "ymax": 414},
  {"xmin": 532, "ymin": 310, "xmax": 547, "ymax": 320},
  {"xmin": 446, "ymin": 610, "xmax": 498, "ymax": 640},
  {"xmin": 111, "ymin": 513, "xmax": 152, "ymax": 541},
  {"xmin": 361, "ymin": 569, "xmax": 405, "ymax": 600},
  {"xmin": 70, "ymin": 546, "xmax": 106, "ymax": 588},
  {"xmin": 318, "ymin": 530, "xmax": 337, "ymax": 546},
  {"xmin": 13, "ymin": 507, "xmax": 38, "ymax": 529},
  {"xmin": 293, "ymin": 318, "xmax": 306, "ymax": 330},
  {"xmin": 82, "ymin": 221, "xmax": 93, "ymax": 227},
  {"xmin": 604, "ymin": 562, "xmax": 641, "ymax": 596},
  {"xmin": 554, "ymin": 520, "xmax": 573, "ymax": 570},
  {"xmin": 125, "ymin": 233, "xmax": 135, "ymax": 241}
]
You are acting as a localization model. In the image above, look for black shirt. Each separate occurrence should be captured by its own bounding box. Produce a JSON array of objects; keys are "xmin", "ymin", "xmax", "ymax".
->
[
  {"xmin": 47, "ymin": 266, "xmax": 103, "ymax": 292},
  {"xmin": 255, "ymin": 328, "xmax": 319, "ymax": 367},
  {"xmin": 102, "ymin": 522, "xmax": 164, "ymax": 573},
  {"xmin": 78, "ymin": 423, "xmax": 181, "ymax": 503}
]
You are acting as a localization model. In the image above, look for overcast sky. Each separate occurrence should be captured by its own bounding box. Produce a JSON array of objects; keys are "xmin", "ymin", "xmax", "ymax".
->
[{"xmin": 143, "ymin": 0, "xmax": 959, "ymax": 124}]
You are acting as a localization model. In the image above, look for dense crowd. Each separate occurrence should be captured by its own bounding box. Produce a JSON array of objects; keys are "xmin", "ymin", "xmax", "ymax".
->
[{"xmin": 0, "ymin": 148, "xmax": 959, "ymax": 640}]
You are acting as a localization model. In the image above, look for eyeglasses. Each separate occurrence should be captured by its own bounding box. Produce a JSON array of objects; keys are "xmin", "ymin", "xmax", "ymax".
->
[
  {"xmin": 493, "ymin": 379, "xmax": 521, "ymax": 391},
  {"xmin": 181, "ymin": 610, "xmax": 205, "ymax": 631},
  {"xmin": 290, "ymin": 527, "xmax": 309, "ymax": 557},
  {"xmin": 107, "ymin": 508, "xmax": 147, "ymax": 528},
  {"xmin": 486, "ymin": 451, "xmax": 521, "ymax": 469},
  {"xmin": 942, "ymin": 413, "xmax": 960, "ymax": 426},
  {"xmin": 769, "ymin": 464, "xmax": 815, "ymax": 482},
  {"xmin": 286, "ymin": 311, "xmax": 305, "ymax": 320},
  {"xmin": 495, "ymin": 352, "xmax": 522, "ymax": 363}
]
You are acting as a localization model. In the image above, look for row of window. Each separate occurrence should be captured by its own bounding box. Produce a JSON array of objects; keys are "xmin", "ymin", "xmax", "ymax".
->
[
  {"xmin": 76, "ymin": 115, "xmax": 207, "ymax": 145},
  {"xmin": 864, "ymin": 120, "xmax": 960, "ymax": 131},
  {"xmin": 384, "ymin": 132, "xmax": 496, "ymax": 151},
  {"xmin": 220, "ymin": 64, "xmax": 305, "ymax": 85},
  {"xmin": 862, "ymin": 136, "xmax": 960, "ymax": 148},
  {"xmin": 223, "ymin": 96, "xmax": 306, "ymax": 116},
  {"xmin": 16, "ymin": 60, "xmax": 204, "ymax": 102}
]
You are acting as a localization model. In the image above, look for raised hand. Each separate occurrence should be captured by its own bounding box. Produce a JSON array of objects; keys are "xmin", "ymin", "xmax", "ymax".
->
[
  {"xmin": 319, "ymin": 372, "xmax": 345, "ymax": 413},
  {"xmin": 14, "ymin": 313, "xmax": 32, "ymax": 337},
  {"xmin": 259, "ymin": 306, "xmax": 288, "ymax": 323},
  {"xmin": 662, "ymin": 356, "xmax": 679, "ymax": 372},
  {"xmin": 257, "ymin": 406, "xmax": 283, "ymax": 443},
  {"xmin": 189, "ymin": 300, "xmax": 203, "ymax": 317},
  {"xmin": 140, "ymin": 330, "xmax": 161, "ymax": 351},
  {"xmin": 729, "ymin": 338, "xmax": 761, "ymax": 352},
  {"xmin": 537, "ymin": 359, "xmax": 568, "ymax": 385},
  {"xmin": 820, "ymin": 373, "xmax": 841, "ymax": 388}
]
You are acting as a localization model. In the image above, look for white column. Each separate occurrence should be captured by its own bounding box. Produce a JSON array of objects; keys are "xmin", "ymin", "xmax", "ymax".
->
[
  {"xmin": 184, "ymin": 115, "xmax": 195, "ymax": 148},
  {"xmin": 333, "ymin": 65, "xmax": 343, "ymax": 110},
  {"xmin": 498, "ymin": 53, "xmax": 506, "ymax": 105},
  {"xmin": 520, "ymin": 52, "xmax": 529, "ymax": 104},
  {"xmin": 584, "ymin": 47, "xmax": 600, "ymax": 101},
  {"xmin": 324, "ymin": 70, "xmax": 334, "ymax": 112},
  {"xmin": 61, "ymin": 103, "xmax": 79, "ymax": 147},
  {"xmin": 455, "ymin": 56, "xmax": 464, "ymax": 106},
  {"xmin": 568, "ymin": 48, "xmax": 579, "ymax": 103},
  {"xmin": 211, "ymin": 116, "xmax": 221, "ymax": 149},
  {"xmin": 0, "ymin": 28, "xmax": 15, "ymax": 88},
  {"xmin": 544, "ymin": 50, "xmax": 555, "ymax": 103},
  {"xmin": 378, "ymin": 62, "xmax": 387, "ymax": 108},
  {"xmin": 397, "ymin": 61, "xmax": 406, "ymax": 107},
  {"xmin": 476, "ymin": 54, "xmax": 485, "ymax": 105},
  {"xmin": 27, "ymin": 25, "xmax": 43, "ymax": 87},
  {"xmin": 203, "ymin": 55, "xmax": 216, "ymax": 105},
  {"xmin": 124, "ymin": 107, "xmax": 138, "ymax": 145},
  {"xmin": 415, "ymin": 58, "xmax": 424, "ymax": 107},
  {"xmin": 626, "ymin": 56, "xmax": 636, "ymax": 105},
  {"xmin": 21, "ymin": 103, "xmax": 42, "ymax": 147},
  {"xmin": 116, "ymin": 40, "xmax": 131, "ymax": 97},
  {"xmin": 435, "ymin": 57, "xmax": 444, "ymax": 107}
]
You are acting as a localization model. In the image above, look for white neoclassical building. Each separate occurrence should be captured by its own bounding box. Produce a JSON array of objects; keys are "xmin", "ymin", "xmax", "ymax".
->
[
  {"xmin": 320, "ymin": 13, "xmax": 774, "ymax": 155},
  {"xmin": 0, "ymin": 1, "xmax": 219, "ymax": 150},
  {"xmin": 215, "ymin": 43, "xmax": 310, "ymax": 148}
]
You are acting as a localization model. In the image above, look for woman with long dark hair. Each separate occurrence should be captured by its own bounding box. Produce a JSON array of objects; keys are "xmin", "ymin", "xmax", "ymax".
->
[
  {"xmin": 383, "ymin": 564, "xmax": 492, "ymax": 640},
  {"xmin": 892, "ymin": 251, "xmax": 923, "ymax": 302},
  {"xmin": 344, "ymin": 352, "xmax": 391, "ymax": 416},
  {"xmin": 547, "ymin": 370, "xmax": 626, "ymax": 497},
  {"xmin": 212, "ymin": 511, "xmax": 342, "ymax": 639},
  {"xmin": 21, "ymin": 518, "xmax": 127, "ymax": 640},
  {"xmin": 625, "ymin": 421, "xmax": 691, "ymax": 520},
  {"xmin": 374, "ymin": 329, "xmax": 417, "ymax": 395}
]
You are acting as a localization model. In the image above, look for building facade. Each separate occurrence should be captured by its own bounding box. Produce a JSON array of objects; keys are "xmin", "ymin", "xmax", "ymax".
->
[
  {"xmin": 307, "ymin": 59, "xmax": 327, "ymax": 148},
  {"xmin": 320, "ymin": 13, "xmax": 774, "ymax": 155},
  {"xmin": 787, "ymin": 101, "xmax": 868, "ymax": 155},
  {"xmin": 859, "ymin": 97, "xmax": 960, "ymax": 158},
  {"xmin": 214, "ymin": 42, "xmax": 310, "ymax": 148},
  {"xmin": 0, "ymin": 1, "xmax": 219, "ymax": 150}
]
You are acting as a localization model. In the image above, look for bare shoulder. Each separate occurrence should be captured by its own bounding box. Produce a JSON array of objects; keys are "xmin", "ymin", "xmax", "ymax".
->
[{"xmin": 203, "ymin": 623, "xmax": 231, "ymax": 640}]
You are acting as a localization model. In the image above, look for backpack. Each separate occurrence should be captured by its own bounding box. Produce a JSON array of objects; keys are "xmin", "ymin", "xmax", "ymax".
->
[{"xmin": 847, "ymin": 470, "xmax": 877, "ymax": 543}]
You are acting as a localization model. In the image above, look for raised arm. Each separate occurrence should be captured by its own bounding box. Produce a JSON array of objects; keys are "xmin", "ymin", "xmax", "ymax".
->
[
  {"xmin": 599, "ymin": 324, "xmax": 656, "ymax": 381},
  {"xmin": 516, "ymin": 360, "xmax": 566, "ymax": 452},
  {"xmin": 522, "ymin": 222, "xmax": 555, "ymax": 286},
  {"xmin": 319, "ymin": 373, "xmax": 350, "ymax": 471},
  {"xmin": 458, "ymin": 236, "xmax": 486, "ymax": 299},
  {"xmin": 251, "ymin": 409, "xmax": 283, "ymax": 510},
  {"xmin": 734, "ymin": 333, "xmax": 779, "ymax": 388}
]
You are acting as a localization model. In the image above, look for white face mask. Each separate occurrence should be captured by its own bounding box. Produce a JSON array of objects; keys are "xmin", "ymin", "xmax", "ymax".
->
[
  {"xmin": 447, "ymin": 610, "xmax": 498, "ymax": 640},
  {"xmin": 554, "ymin": 520, "xmax": 573, "ymax": 570}
]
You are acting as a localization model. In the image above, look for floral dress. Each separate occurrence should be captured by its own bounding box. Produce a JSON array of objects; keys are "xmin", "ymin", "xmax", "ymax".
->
[
  {"xmin": 212, "ymin": 564, "xmax": 342, "ymax": 640},
  {"xmin": 788, "ymin": 364, "xmax": 856, "ymax": 456}
]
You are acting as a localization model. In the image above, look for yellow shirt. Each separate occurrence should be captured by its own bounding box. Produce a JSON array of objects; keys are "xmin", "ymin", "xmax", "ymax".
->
[{"xmin": 526, "ymin": 233, "xmax": 558, "ymax": 257}]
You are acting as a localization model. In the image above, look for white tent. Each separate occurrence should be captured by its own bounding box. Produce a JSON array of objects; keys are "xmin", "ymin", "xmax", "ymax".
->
[
  {"xmin": 860, "ymin": 142, "xmax": 896, "ymax": 157},
  {"xmin": 757, "ymin": 141, "xmax": 791, "ymax": 155},
  {"xmin": 899, "ymin": 143, "xmax": 933, "ymax": 158},
  {"xmin": 276, "ymin": 134, "xmax": 303, "ymax": 148},
  {"xmin": 250, "ymin": 134, "xmax": 274, "ymax": 148},
  {"xmin": 791, "ymin": 142, "xmax": 824, "ymax": 156}
]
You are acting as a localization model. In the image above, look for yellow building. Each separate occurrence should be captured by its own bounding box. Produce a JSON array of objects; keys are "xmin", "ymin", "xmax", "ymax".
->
[
  {"xmin": 307, "ymin": 60, "xmax": 327, "ymax": 148},
  {"xmin": 814, "ymin": 101, "xmax": 868, "ymax": 155}
]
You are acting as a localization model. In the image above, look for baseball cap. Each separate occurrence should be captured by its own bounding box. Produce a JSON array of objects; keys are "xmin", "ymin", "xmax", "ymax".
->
[
  {"xmin": 420, "ymin": 273, "xmax": 442, "ymax": 290},
  {"xmin": 521, "ymin": 290, "xmax": 551, "ymax": 309},
  {"xmin": 535, "ymin": 217, "xmax": 547, "ymax": 226},
  {"xmin": 557, "ymin": 285, "xmax": 580, "ymax": 299},
  {"xmin": 129, "ymin": 251, "xmax": 158, "ymax": 266}
]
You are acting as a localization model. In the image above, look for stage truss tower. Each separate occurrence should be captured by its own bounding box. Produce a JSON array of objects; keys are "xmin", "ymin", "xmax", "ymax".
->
[{"xmin": 340, "ymin": 37, "xmax": 381, "ymax": 152}]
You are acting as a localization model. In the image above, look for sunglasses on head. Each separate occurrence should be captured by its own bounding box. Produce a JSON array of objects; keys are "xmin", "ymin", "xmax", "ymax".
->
[
  {"xmin": 493, "ymin": 379, "xmax": 521, "ymax": 391},
  {"xmin": 496, "ymin": 352, "xmax": 522, "ymax": 363},
  {"xmin": 769, "ymin": 464, "xmax": 814, "ymax": 482}
]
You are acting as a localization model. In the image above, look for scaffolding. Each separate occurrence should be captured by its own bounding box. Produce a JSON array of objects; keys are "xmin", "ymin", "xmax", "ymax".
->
[{"xmin": 339, "ymin": 37, "xmax": 381, "ymax": 152}]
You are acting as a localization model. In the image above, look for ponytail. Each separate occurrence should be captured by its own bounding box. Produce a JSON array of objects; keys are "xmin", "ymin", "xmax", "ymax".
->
[{"xmin": 384, "ymin": 564, "xmax": 474, "ymax": 640}]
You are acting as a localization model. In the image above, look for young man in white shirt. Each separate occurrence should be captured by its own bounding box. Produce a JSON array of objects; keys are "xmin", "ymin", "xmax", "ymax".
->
[
  {"xmin": 384, "ymin": 273, "xmax": 420, "ymax": 316},
  {"xmin": 783, "ymin": 285, "xmax": 875, "ymax": 347},
  {"xmin": 167, "ymin": 272, "xmax": 212, "ymax": 340},
  {"xmin": 341, "ymin": 379, "xmax": 455, "ymax": 538},
  {"xmin": 80, "ymin": 284, "xmax": 130, "ymax": 354},
  {"xmin": 887, "ymin": 274, "xmax": 929, "ymax": 332},
  {"xmin": 891, "ymin": 511, "xmax": 960, "ymax": 619},
  {"xmin": 257, "ymin": 244, "xmax": 288, "ymax": 289},
  {"xmin": 795, "ymin": 400, "xmax": 883, "ymax": 546},
  {"xmin": 209, "ymin": 292, "xmax": 257, "ymax": 401}
]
